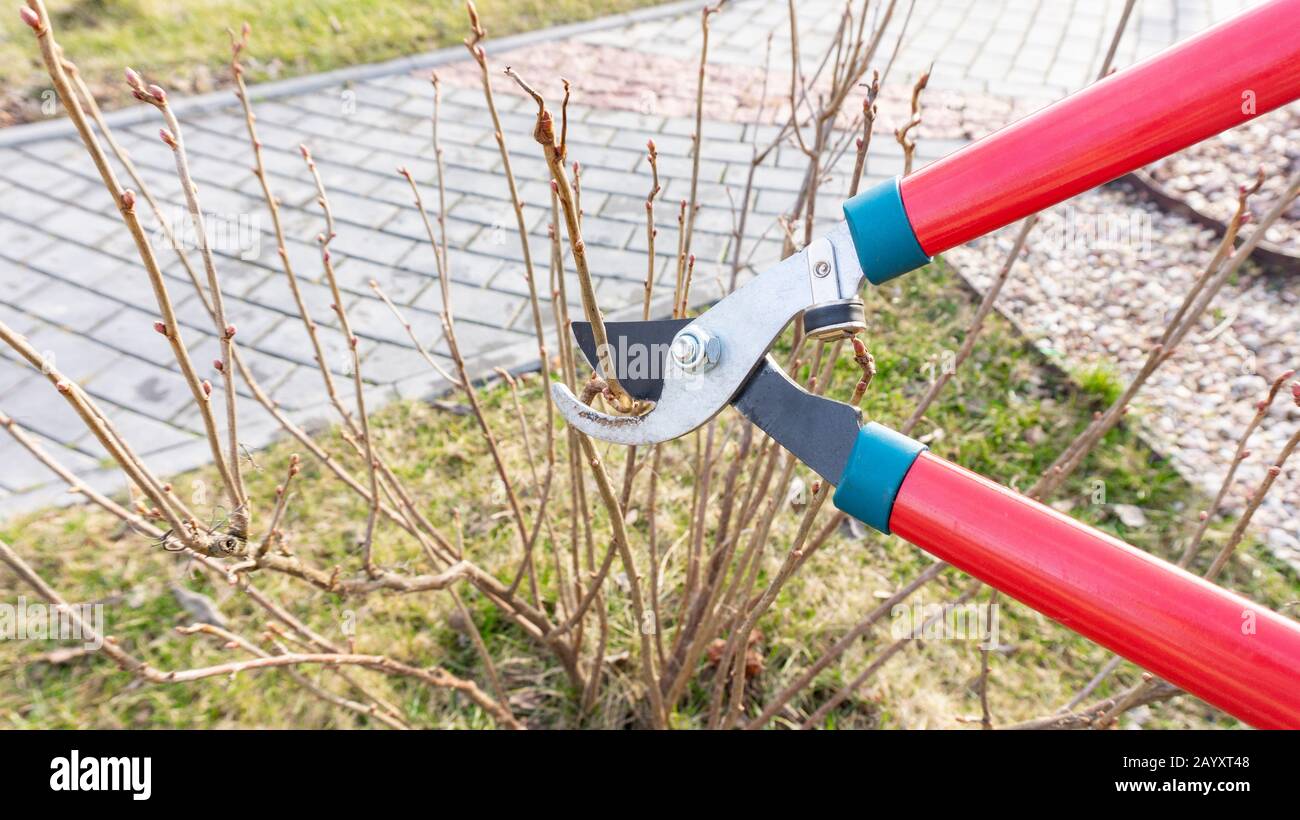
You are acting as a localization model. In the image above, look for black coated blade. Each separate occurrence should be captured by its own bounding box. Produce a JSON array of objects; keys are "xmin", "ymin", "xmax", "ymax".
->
[
  {"xmin": 570, "ymin": 318, "xmax": 691, "ymax": 403},
  {"xmin": 732, "ymin": 357, "xmax": 862, "ymax": 485}
]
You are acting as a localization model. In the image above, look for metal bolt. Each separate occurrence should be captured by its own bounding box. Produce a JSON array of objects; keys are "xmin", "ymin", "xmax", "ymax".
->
[
  {"xmin": 813, "ymin": 260, "xmax": 831, "ymax": 278},
  {"xmin": 671, "ymin": 328, "xmax": 721, "ymax": 373}
]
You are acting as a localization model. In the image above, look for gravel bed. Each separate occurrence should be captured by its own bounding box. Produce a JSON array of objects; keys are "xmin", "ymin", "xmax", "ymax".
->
[{"xmin": 946, "ymin": 186, "xmax": 1300, "ymax": 571}]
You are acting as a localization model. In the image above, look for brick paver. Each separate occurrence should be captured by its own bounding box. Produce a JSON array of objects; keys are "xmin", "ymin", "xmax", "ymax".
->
[{"xmin": 0, "ymin": 0, "xmax": 1250, "ymax": 512}]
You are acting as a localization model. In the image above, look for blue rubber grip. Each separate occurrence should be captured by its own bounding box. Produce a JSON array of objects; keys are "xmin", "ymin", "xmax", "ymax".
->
[
  {"xmin": 842, "ymin": 177, "xmax": 931, "ymax": 285},
  {"xmin": 832, "ymin": 422, "xmax": 926, "ymax": 534}
]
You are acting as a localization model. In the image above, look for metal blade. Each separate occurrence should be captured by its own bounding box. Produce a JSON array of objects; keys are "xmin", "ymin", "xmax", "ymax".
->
[
  {"xmin": 570, "ymin": 318, "xmax": 690, "ymax": 402},
  {"xmin": 552, "ymin": 222, "xmax": 865, "ymax": 447},
  {"xmin": 732, "ymin": 357, "xmax": 862, "ymax": 485}
]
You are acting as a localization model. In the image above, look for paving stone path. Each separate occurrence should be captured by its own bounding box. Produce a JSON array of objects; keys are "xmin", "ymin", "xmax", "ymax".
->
[{"xmin": 0, "ymin": 0, "xmax": 1254, "ymax": 515}]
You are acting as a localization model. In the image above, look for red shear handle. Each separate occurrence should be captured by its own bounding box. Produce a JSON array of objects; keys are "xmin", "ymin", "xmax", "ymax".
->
[
  {"xmin": 890, "ymin": 452, "xmax": 1300, "ymax": 729},
  {"xmin": 899, "ymin": 0, "xmax": 1300, "ymax": 256}
]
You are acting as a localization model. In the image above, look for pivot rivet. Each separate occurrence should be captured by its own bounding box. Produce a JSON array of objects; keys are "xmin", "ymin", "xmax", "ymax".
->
[{"xmin": 671, "ymin": 328, "xmax": 721, "ymax": 373}]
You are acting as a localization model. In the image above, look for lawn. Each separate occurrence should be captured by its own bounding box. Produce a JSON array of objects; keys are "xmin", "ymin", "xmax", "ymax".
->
[
  {"xmin": 0, "ymin": 0, "xmax": 668, "ymax": 125},
  {"xmin": 3, "ymin": 254, "xmax": 1294, "ymax": 729}
]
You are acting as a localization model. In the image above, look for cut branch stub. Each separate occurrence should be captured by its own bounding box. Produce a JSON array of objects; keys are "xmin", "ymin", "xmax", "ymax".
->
[{"xmin": 505, "ymin": 66, "xmax": 642, "ymax": 415}]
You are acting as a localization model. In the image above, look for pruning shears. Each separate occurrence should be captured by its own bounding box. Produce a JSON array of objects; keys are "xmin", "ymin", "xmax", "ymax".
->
[{"xmin": 554, "ymin": 0, "xmax": 1300, "ymax": 728}]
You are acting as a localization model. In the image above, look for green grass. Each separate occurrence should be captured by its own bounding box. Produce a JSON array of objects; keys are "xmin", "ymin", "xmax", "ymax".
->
[
  {"xmin": 2, "ymin": 256, "xmax": 1294, "ymax": 729},
  {"xmin": 0, "ymin": 0, "xmax": 667, "ymax": 124},
  {"xmin": 1074, "ymin": 361, "xmax": 1125, "ymax": 406}
]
